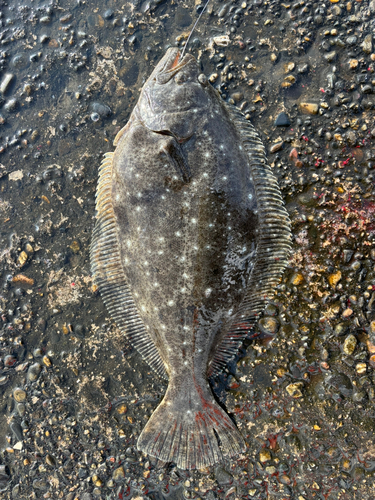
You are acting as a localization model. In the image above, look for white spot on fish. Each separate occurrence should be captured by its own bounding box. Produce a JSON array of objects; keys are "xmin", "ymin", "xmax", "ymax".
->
[
  {"xmin": 168, "ymin": 300, "xmax": 174, "ymax": 306},
  {"xmin": 205, "ymin": 288, "xmax": 212, "ymax": 297}
]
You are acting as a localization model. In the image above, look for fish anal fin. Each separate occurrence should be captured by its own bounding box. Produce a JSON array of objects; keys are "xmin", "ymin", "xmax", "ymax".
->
[{"xmin": 90, "ymin": 152, "xmax": 168, "ymax": 380}]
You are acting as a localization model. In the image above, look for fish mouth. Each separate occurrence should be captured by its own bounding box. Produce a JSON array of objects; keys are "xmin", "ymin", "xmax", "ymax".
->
[{"xmin": 156, "ymin": 48, "xmax": 196, "ymax": 84}]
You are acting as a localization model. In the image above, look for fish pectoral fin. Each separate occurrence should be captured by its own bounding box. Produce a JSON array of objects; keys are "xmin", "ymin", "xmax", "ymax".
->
[{"xmin": 158, "ymin": 135, "xmax": 191, "ymax": 183}]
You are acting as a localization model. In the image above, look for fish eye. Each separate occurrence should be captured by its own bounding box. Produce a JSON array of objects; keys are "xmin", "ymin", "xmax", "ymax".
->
[
  {"xmin": 175, "ymin": 72, "xmax": 187, "ymax": 85},
  {"xmin": 198, "ymin": 73, "xmax": 208, "ymax": 86}
]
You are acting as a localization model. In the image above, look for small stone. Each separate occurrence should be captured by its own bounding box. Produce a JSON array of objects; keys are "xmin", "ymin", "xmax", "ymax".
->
[
  {"xmin": 112, "ymin": 466, "xmax": 125, "ymax": 481},
  {"xmin": 10, "ymin": 421, "xmax": 23, "ymax": 441},
  {"xmin": 275, "ymin": 112, "xmax": 290, "ymax": 126},
  {"xmin": 343, "ymin": 334, "xmax": 357, "ymax": 355},
  {"xmin": 46, "ymin": 454, "xmax": 56, "ymax": 466},
  {"xmin": 40, "ymin": 16, "xmax": 51, "ymax": 24},
  {"xmin": 40, "ymin": 34, "xmax": 50, "ymax": 44},
  {"xmin": 286, "ymin": 382, "xmax": 303, "ymax": 398},
  {"xmin": 4, "ymin": 355, "xmax": 17, "ymax": 367},
  {"xmin": 27, "ymin": 362, "xmax": 42, "ymax": 382},
  {"xmin": 13, "ymin": 441, "xmax": 23, "ymax": 451},
  {"xmin": 281, "ymin": 75, "xmax": 296, "ymax": 87},
  {"xmin": 291, "ymin": 273, "xmax": 304, "ymax": 285},
  {"xmin": 17, "ymin": 403, "xmax": 25, "ymax": 417},
  {"xmin": 342, "ymin": 308, "xmax": 353, "ymax": 318},
  {"xmin": 209, "ymin": 73, "xmax": 218, "ymax": 83},
  {"xmin": 297, "ymin": 63, "xmax": 309, "ymax": 74},
  {"xmin": 0, "ymin": 73, "xmax": 14, "ymax": 94},
  {"xmin": 4, "ymin": 98, "xmax": 18, "ymax": 112},
  {"xmin": 43, "ymin": 355, "xmax": 52, "ymax": 367},
  {"xmin": 346, "ymin": 35, "xmax": 357, "ymax": 45},
  {"xmin": 231, "ymin": 92, "xmax": 243, "ymax": 102},
  {"xmin": 270, "ymin": 142, "xmax": 283, "ymax": 153},
  {"xmin": 362, "ymin": 34, "xmax": 373, "ymax": 54},
  {"xmin": 69, "ymin": 240, "xmax": 81, "ymax": 254},
  {"xmin": 270, "ymin": 53, "xmax": 277, "ymax": 62},
  {"xmin": 258, "ymin": 317, "xmax": 279, "ymax": 335},
  {"xmin": 300, "ymin": 102, "xmax": 318, "ymax": 115},
  {"xmin": 356, "ymin": 363, "xmax": 367, "ymax": 375},
  {"xmin": 103, "ymin": 9, "xmax": 114, "ymax": 19},
  {"xmin": 324, "ymin": 51, "xmax": 336, "ymax": 62},
  {"xmin": 91, "ymin": 102, "xmax": 111, "ymax": 118},
  {"xmin": 284, "ymin": 62, "xmax": 295, "ymax": 73},
  {"xmin": 328, "ymin": 270, "xmax": 341, "ymax": 288},
  {"xmin": 348, "ymin": 59, "xmax": 358, "ymax": 69},
  {"xmin": 215, "ymin": 466, "xmax": 233, "ymax": 485},
  {"xmin": 13, "ymin": 387, "xmax": 26, "ymax": 402},
  {"xmin": 259, "ymin": 450, "xmax": 271, "ymax": 463}
]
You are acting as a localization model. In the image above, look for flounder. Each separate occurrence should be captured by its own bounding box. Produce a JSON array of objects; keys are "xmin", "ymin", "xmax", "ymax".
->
[{"xmin": 90, "ymin": 48, "xmax": 291, "ymax": 469}]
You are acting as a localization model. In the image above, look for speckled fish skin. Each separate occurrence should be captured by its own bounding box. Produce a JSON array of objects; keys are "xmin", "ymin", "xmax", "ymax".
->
[{"xmin": 90, "ymin": 48, "xmax": 291, "ymax": 470}]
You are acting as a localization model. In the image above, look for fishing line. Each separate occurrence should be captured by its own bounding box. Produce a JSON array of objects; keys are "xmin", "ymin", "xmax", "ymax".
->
[{"xmin": 180, "ymin": 0, "xmax": 211, "ymax": 60}]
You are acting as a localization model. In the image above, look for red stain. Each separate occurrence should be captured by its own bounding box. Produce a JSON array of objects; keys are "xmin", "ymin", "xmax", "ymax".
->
[{"xmin": 171, "ymin": 52, "xmax": 180, "ymax": 69}]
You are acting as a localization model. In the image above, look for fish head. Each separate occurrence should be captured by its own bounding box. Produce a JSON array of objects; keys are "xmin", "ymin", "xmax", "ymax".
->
[{"xmin": 138, "ymin": 47, "xmax": 213, "ymax": 140}]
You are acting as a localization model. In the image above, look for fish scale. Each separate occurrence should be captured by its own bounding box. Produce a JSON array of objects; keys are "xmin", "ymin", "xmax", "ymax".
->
[{"xmin": 90, "ymin": 47, "xmax": 291, "ymax": 469}]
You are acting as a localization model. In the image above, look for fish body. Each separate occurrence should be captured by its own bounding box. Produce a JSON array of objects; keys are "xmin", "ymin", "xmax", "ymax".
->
[{"xmin": 90, "ymin": 48, "xmax": 291, "ymax": 469}]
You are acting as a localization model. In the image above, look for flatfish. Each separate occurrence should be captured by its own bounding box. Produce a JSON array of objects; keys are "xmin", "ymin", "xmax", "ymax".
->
[{"xmin": 90, "ymin": 48, "xmax": 291, "ymax": 469}]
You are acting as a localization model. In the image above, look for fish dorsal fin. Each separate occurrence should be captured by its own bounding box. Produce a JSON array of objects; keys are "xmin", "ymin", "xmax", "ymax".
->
[
  {"xmin": 90, "ymin": 152, "xmax": 168, "ymax": 380},
  {"xmin": 208, "ymin": 104, "xmax": 292, "ymax": 378}
]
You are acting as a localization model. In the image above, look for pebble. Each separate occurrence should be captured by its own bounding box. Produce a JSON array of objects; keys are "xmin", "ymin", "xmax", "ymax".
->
[
  {"xmin": 356, "ymin": 363, "xmax": 367, "ymax": 375},
  {"xmin": 0, "ymin": 73, "xmax": 14, "ymax": 94},
  {"xmin": 342, "ymin": 308, "xmax": 353, "ymax": 318},
  {"xmin": 10, "ymin": 421, "xmax": 23, "ymax": 441},
  {"xmin": 342, "ymin": 334, "xmax": 357, "ymax": 355},
  {"xmin": 43, "ymin": 355, "xmax": 52, "ymax": 367},
  {"xmin": 297, "ymin": 63, "xmax": 309, "ymax": 74},
  {"xmin": 286, "ymin": 382, "xmax": 303, "ymax": 398},
  {"xmin": 4, "ymin": 355, "xmax": 17, "ymax": 367},
  {"xmin": 259, "ymin": 450, "xmax": 271, "ymax": 463},
  {"xmin": 215, "ymin": 466, "xmax": 233, "ymax": 485},
  {"xmin": 274, "ymin": 112, "xmax": 290, "ymax": 126},
  {"xmin": 328, "ymin": 271, "xmax": 341, "ymax": 288},
  {"xmin": 324, "ymin": 51, "xmax": 336, "ymax": 63},
  {"xmin": 258, "ymin": 317, "xmax": 279, "ymax": 335},
  {"xmin": 16, "ymin": 403, "xmax": 25, "ymax": 417},
  {"xmin": 46, "ymin": 454, "xmax": 56, "ymax": 466},
  {"xmin": 92, "ymin": 102, "xmax": 111, "ymax": 117},
  {"xmin": 69, "ymin": 240, "xmax": 81, "ymax": 254},
  {"xmin": 348, "ymin": 59, "xmax": 358, "ymax": 70},
  {"xmin": 27, "ymin": 362, "xmax": 42, "ymax": 382},
  {"xmin": 33, "ymin": 479, "xmax": 47, "ymax": 490},
  {"xmin": 103, "ymin": 9, "xmax": 114, "ymax": 19},
  {"xmin": 270, "ymin": 142, "xmax": 283, "ymax": 153},
  {"xmin": 4, "ymin": 98, "xmax": 18, "ymax": 112},
  {"xmin": 346, "ymin": 35, "xmax": 357, "ymax": 46},
  {"xmin": 362, "ymin": 34, "xmax": 373, "ymax": 54},
  {"xmin": 290, "ymin": 273, "xmax": 304, "ymax": 285},
  {"xmin": 299, "ymin": 102, "xmax": 318, "ymax": 115},
  {"xmin": 13, "ymin": 387, "xmax": 26, "ymax": 402},
  {"xmin": 112, "ymin": 466, "xmax": 125, "ymax": 480}
]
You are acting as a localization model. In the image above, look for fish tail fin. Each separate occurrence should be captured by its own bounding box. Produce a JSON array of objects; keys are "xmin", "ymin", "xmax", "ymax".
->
[{"xmin": 137, "ymin": 378, "xmax": 245, "ymax": 469}]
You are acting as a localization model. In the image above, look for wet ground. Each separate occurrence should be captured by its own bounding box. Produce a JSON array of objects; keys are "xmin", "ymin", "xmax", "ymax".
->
[{"xmin": 0, "ymin": 0, "xmax": 375, "ymax": 498}]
